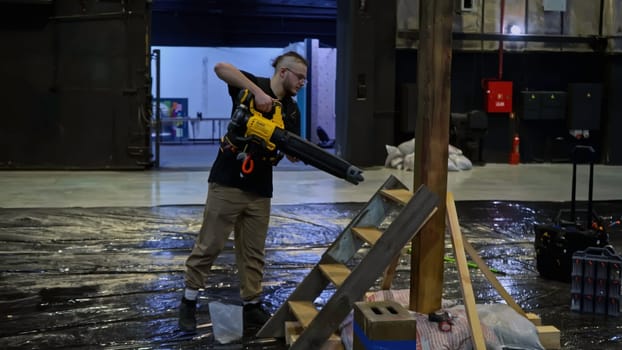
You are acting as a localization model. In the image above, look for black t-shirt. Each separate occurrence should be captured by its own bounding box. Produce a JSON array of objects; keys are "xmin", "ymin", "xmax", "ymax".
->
[{"xmin": 208, "ymin": 71, "xmax": 301, "ymax": 198}]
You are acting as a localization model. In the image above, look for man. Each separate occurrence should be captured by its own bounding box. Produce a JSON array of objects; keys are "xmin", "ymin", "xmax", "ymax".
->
[{"xmin": 178, "ymin": 51, "xmax": 308, "ymax": 334}]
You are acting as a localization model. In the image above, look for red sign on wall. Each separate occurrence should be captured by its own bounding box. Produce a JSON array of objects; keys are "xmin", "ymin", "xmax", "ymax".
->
[{"xmin": 485, "ymin": 81, "xmax": 513, "ymax": 113}]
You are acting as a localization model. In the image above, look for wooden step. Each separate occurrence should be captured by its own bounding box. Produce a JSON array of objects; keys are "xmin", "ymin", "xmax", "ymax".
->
[
  {"xmin": 288, "ymin": 301, "xmax": 318, "ymax": 328},
  {"xmin": 285, "ymin": 321, "xmax": 343, "ymax": 349},
  {"xmin": 351, "ymin": 226, "xmax": 382, "ymax": 245},
  {"xmin": 380, "ymin": 188, "xmax": 413, "ymax": 205},
  {"xmin": 318, "ymin": 263, "xmax": 351, "ymax": 287}
]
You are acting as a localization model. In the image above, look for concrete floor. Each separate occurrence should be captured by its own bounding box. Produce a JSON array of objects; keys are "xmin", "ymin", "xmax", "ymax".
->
[{"xmin": 1, "ymin": 144, "xmax": 621, "ymax": 208}]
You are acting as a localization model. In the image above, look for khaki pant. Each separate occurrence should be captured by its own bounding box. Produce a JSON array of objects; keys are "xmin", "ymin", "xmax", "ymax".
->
[{"xmin": 184, "ymin": 182, "xmax": 271, "ymax": 301}]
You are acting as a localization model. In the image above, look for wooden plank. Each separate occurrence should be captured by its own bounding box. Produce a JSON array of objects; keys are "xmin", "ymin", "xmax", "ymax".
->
[
  {"xmin": 288, "ymin": 335, "xmax": 344, "ymax": 350},
  {"xmin": 537, "ymin": 325, "xmax": 561, "ymax": 349},
  {"xmin": 285, "ymin": 321, "xmax": 301, "ymax": 345},
  {"xmin": 285, "ymin": 322, "xmax": 343, "ymax": 349},
  {"xmin": 352, "ymin": 226, "xmax": 382, "ymax": 245},
  {"xmin": 318, "ymin": 263, "xmax": 350, "ymax": 287},
  {"xmin": 446, "ymin": 192, "xmax": 486, "ymax": 350},
  {"xmin": 380, "ymin": 243, "xmax": 412, "ymax": 290},
  {"xmin": 462, "ymin": 239, "xmax": 527, "ymax": 317},
  {"xmin": 381, "ymin": 256, "xmax": 399, "ymax": 290},
  {"xmin": 380, "ymin": 189, "xmax": 412, "ymax": 205},
  {"xmin": 410, "ymin": 0, "xmax": 453, "ymax": 314},
  {"xmin": 288, "ymin": 301, "xmax": 318, "ymax": 328},
  {"xmin": 525, "ymin": 312, "xmax": 542, "ymax": 326}
]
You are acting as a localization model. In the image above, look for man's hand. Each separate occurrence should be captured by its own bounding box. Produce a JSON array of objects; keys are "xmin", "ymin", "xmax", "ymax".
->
[
  {"xmin": 213, "ymin": 62, "xmax": 275, "ymax": 112},
  {"xmin": 254, "ymin": 91, "xmax": 276, "ymax": 113},
  {"xmin": 286, "ymin": 154, "xmax": 299, "ymax": 163}
]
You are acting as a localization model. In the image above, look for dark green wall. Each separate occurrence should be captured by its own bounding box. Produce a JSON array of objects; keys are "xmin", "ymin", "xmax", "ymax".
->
[{"xmin": 0, "ymin": 0, "xmax": 152, "ymax": 169}]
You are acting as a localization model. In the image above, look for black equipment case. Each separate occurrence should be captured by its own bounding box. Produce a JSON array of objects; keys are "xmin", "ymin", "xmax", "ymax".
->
[{"xmin": 534, "ymin": 145, "xmax": 609, "ymax": 282}]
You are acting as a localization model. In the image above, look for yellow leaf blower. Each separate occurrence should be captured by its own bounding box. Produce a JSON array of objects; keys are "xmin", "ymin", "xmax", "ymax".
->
[{"xmin": 227, "ymin": 89, "xmax": 364, "ymax": 185}]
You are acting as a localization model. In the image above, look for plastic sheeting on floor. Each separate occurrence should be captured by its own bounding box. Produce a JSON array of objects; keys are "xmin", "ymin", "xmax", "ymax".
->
[{"xmin": 1, "ymin": 201, "xmax": 621, "ymax": 349}]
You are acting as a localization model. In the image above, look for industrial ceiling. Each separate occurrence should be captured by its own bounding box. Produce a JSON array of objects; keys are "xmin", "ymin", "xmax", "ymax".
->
[{"xmin": 151, "ymin": 0, "xmax": 338, "ymax": 47}]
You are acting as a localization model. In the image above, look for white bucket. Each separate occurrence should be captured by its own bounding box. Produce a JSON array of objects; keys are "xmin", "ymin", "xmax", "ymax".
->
[{"xmin": 208, "ymin": 301, "xmax": 243, "ymax": 344}]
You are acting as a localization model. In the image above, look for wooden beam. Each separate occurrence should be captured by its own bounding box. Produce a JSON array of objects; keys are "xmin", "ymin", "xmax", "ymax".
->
[
  {"xmin": 380, "ymin": 188, "xmax": 412, "ymax": 290},
  {"xmin": 285, "ymin": 322, "xmax": 343, "ymax": 350},
  {"xmin": 462, "ymin": 239, "xmax": 527, "ymax": 317},
  {"xmin": 446, "ymin": 192, "xmax": 486, "ymax": 350},
  {"xmin": 381, "ymin": 257, "xmax": 399, "ymax": 290},
  {"xmin": 410, "ymin": 0, "xmax": 454, "ymax": 314}
]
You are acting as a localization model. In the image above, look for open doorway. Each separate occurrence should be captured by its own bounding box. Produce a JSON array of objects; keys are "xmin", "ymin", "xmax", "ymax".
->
[{"xmin": 149, "ymin": 45, "xmax": 337, "ymax": 170}]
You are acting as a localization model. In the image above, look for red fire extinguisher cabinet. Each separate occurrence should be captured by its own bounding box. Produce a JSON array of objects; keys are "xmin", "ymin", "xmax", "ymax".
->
[{"xmin": 485, "ymin": 81, "xmax": 513, "ymax": 113}]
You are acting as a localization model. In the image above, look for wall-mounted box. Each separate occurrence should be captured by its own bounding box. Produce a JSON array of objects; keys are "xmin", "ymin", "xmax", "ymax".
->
[
  {"xmin": 544, "ymin": 0, "xmax": 567, "ymax": 12},
  {"xmin": 541, "ymin": 92, "xmax": 567, "ymax": 120},
  {"xmin": 485, "ymin": 81, "xmax": 513, "ymax": 113},
  {"xmin": 519, "ymin": 91, "xmax": 567, "ymax": 120},
  {"xmin": 460, "ymin": 0, "xmax": 475, "ymax": 12},
  {"xmin": 568, "ymin": 83, "xmax": 603, "ymax": 130},
  {"xmin": 521, "ymin": 92, "xmax": 541, "ymax": 120}
]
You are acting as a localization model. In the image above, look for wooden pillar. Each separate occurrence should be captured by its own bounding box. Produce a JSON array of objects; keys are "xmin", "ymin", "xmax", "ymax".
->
[{"xmin": 409, "ymin": 0, "xmax": 454, "ymax": 313}]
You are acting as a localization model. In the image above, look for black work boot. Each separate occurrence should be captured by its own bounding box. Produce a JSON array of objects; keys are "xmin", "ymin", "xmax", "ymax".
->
[
  {"xmin": 178, "ymin": 297, "xmax": 197, "ymax": 332},
  {"xmin": 243, "ymin": 302, "xmax": 271, "ymax": 331}
]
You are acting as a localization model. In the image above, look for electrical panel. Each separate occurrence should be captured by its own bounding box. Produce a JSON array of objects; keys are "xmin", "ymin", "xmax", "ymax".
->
[
  {"xmin": 519, "ymin": 91, "xmax": 567, "ymax": 120},
  {"xmin": 568, "ymin": 83, "xmax": 603, "ymax": 130}
]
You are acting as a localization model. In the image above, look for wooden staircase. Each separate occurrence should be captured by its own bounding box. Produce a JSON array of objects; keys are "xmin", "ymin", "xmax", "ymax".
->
[{"xmin": 256, "ymin": 175, "xmax": 439, "ymax": 349}]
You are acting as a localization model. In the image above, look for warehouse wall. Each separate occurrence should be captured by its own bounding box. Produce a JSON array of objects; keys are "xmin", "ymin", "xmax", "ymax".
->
[
  {"xmin": 2, "ymin": 0, "xmax": 620, "ymax": 168},
  {"xmin": 394, "ymin": 0, "xmax": 622, "ymax": 164},
  {"xmin": 0, "ymin": 0, "xmax": 152, "ymax": 169}
]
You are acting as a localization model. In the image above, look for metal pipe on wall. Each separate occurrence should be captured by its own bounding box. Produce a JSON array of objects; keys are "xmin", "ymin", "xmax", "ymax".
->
[
  {"xmin": 397, "ymin": 0, "xmax": 617, "ymax": 52},
  {"xmin": 498, "ymin": 0, "xmax": 505, "ymax": 80},
  {"xmin": 152, "ymin": 49, "xmax": 161, "ymax": 168}
]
